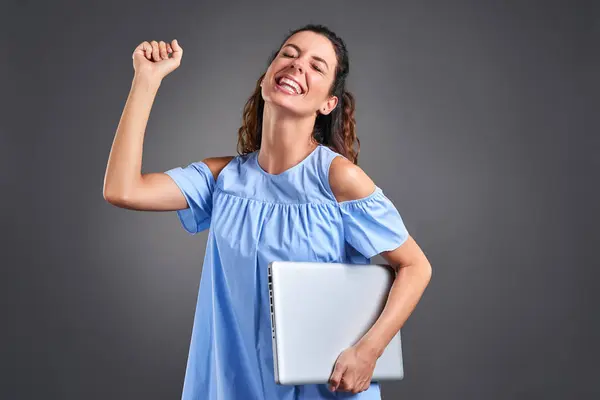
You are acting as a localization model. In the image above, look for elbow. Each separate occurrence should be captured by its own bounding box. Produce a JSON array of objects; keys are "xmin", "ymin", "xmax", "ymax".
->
[
  {"xmin": 103, "ymin": 177, "xmax": 143, "ymax": 208},
  {"xmin": 103, "ymin": 187, "xmax": 129, "ymax": 207},
  {"xmin": 406, "ymin": 259, "xmax": 432, "ymax": 287},
  {"xmin": 419, "ymin": 260, "xmax": 432, "ymax": 289},
  {"xmin": 424, "ymin": 262, "xmax": 432, "ymax": 284}
]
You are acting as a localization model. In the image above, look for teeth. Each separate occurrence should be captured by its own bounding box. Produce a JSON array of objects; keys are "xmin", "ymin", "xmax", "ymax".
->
[{"xmin": 278, "ymin": 77, "xmax": 302, "ymax": 94}]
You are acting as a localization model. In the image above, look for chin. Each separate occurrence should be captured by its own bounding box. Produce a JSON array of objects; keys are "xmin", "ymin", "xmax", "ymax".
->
[
  {"xmin": 262, "ymin": 93, "xmax": 299, "ymax": 115},
  {"xmin": 263, "ymin": 86, "xmax": 310, "ymax": 117}
]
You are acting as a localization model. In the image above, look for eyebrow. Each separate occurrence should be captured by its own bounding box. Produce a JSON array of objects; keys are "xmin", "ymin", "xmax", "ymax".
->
[{"xmin": 282, "ymin": 43, "xmax": 329, "ymax": 71}]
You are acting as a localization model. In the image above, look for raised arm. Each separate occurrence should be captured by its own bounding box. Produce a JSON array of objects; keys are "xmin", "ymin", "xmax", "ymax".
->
[{"xmin": 103, "ymin": 39, "xmax": 192, "ymax": 211}]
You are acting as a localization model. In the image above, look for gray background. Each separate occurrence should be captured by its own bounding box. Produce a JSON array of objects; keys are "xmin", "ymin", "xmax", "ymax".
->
[{"xmin": 3, "ymin": 0, "xmax": 598, "ymax": 399}]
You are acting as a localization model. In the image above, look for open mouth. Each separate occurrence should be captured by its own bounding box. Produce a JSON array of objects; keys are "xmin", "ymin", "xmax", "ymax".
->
[{"xmin": 275, "ymin": 75, "xmax": 304, "ymax": 95}]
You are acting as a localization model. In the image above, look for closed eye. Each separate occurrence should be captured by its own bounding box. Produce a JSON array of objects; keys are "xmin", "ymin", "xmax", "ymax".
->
[{"xmin": 281, "ymin": 52, "xmax": 324, "ymax": 73}]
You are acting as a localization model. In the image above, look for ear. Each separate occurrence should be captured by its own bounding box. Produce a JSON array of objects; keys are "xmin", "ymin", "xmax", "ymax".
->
[{"xmin": 318, "ymin": 95, "xmax": 338, "ymax": 116}]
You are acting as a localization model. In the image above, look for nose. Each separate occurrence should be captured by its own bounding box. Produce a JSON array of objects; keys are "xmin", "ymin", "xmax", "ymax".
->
[{"xmin": 290, "ymin": 59, "xmax": 304, "ymax": 73}]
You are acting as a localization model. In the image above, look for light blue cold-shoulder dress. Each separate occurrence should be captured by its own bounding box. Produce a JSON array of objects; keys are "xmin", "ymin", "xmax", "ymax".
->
[{"xmin": 164, "ymin": 144, "xmax": 409, "ymax": 400}]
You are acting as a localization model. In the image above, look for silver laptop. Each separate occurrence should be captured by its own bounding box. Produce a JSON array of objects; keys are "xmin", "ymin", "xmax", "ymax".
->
[{"xmin": 268, "ymin": 261, "xmax": 404, "ymax": 385}]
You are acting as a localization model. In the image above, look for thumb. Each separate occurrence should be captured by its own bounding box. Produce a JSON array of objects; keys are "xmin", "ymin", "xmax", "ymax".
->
[
  {"xmin": 170, "ymin": 39, "xmax": 183, "ymax": 61},
  {"xmin": 328, "ymin": 359, "xmax": 347, "ymax": 391}
]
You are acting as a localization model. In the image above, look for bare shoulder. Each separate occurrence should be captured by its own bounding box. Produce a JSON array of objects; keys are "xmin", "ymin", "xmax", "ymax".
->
[
  {"xmin": 202, "ymin": 156, "xmax": 235, "ymax": 181},
  {"xmin": 328, "ymin": 156, "xmax": 376, "ymax": 202}
]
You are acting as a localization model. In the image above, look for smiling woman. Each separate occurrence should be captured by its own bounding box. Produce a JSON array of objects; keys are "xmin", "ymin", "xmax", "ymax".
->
[
  {"xmin": 273, "ymin": 43, "xmax": 329, "ymax": 94},
  {"xmin": 104, "ymin": 23, "xmax": 431, "ymax": 400},
  {"xmin": 237, "ymin": 25, "xmax": 360, "ymax": 165}
]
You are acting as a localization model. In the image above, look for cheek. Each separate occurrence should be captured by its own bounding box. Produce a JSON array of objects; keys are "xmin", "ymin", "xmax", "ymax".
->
[
  {"xmin": 264, "ymin": 67, "xmax": 275, "ymax": 83},
  {"xmin": 307, "ymin": 76, "xmax": 330, "ymax": 98},
  {"xmin": 264, "ymin": 62, "xmax": 286, "ymax": 86},
  {"xmin": 268, "ymin": 58, "xmax": 286, "ymax": 74}
]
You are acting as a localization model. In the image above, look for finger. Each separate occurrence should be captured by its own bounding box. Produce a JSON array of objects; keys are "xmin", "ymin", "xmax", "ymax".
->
[
  {"xmin": 340, "ymin": 376, "xmax": 353, "ymax": 392},
  {"xmin": 351, "ymin": 379, "xmax": 365, "ymax": 394},
  {"xmin": 349, "ymin": 378, "xmax": 364, "ymax": 394},
  {"xmin": 137, "ymin": 41, "xmax": 153, "ymax": 60},
  {"xmin": 358, "ymin": 379, "xmax": 371, "ymax": 390},
  {"xmin": 328, "ymin": 362, "xmax": 347, "ymax": 391},
  {"xmin": 166, "ymin": 43, "xmax": 173, "ymax": 54},
  {"xmin": 159, "ymin": 41, "xmax": 168, "ymax": 60},
  {"xmin": 171, "ymin": 39, "xmax": 183, "ymax": 61},
  {"xmin": 150, "ymin": 40, "xmax": 161, "ymax": 62},
  {"xmin": 143, "ymin": 42, "xmax": 153, "ymax": 59},
  {"xmin": 347, "ymin": 373, "xmax": 362, "ymax": 393},
  {"xmin": 336, "ymin": 375, "xmax": 347, "ymax": 392}
]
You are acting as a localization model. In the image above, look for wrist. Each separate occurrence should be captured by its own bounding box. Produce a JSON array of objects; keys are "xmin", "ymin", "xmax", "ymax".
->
[
  {"xmin": 132, "ymin": 75, "xmax": 162, "ymax": 91},
  {"xmin": 356, "ymin": 335, "xmax": 384, "ymax": 359}
]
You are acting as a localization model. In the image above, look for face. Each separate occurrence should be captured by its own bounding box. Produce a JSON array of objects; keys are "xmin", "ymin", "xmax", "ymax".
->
[{"xmin": 261, "ymin": 30, "xmax": 339, "ymax": 117}]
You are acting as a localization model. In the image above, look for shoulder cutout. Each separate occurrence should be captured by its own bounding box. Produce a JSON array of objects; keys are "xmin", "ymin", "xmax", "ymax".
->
[
  {"xmin": 328, "ymin": 156, "xmax": 376, "ymax": 202},
  {"xmin": 202, "ymin": 156, "xmax": 235, "ymax": 181}
]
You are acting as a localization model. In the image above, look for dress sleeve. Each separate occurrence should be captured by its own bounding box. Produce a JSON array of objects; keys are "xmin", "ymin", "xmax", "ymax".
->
[
  {"xmin": 164, "ymin": 161, "xmax": 215, "ymax": 234},
  {"xmin": 339, "ymin": 186, "xmax": 409, "ymax": 259}
]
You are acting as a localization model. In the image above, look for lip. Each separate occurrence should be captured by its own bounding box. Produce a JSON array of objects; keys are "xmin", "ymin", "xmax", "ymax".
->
[{"xmin": 275, "ymin": 73, "xmax": 305, "ymax": 95}]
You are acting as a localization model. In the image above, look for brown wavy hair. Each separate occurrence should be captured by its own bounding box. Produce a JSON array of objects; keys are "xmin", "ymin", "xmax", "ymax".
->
[{"xmin": 236, "ymin": 24, "xmax": 360, "ymax": 164}]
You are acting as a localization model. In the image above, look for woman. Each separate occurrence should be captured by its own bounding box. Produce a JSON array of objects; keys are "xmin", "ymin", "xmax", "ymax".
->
[{"xmin": 104, "ymin": 24, "xmax": 432, "ymax": 400}]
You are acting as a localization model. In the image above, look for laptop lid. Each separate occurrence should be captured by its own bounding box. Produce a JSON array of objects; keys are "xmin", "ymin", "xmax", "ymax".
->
[{"xmin": 268, "ymin": 261, "xmax": 404, "ymax": 385}]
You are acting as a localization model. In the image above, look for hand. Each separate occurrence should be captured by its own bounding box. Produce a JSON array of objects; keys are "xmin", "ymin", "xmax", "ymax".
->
[
  {"xmin": 132, "ymin": 39, "xmax": 183, "ymax": 82},
  {"xmin": 328, "ymin": 343, "xmax": 378, "ymax": 394}
]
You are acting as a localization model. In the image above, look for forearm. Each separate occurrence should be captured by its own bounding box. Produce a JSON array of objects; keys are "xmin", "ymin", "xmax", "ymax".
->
[
  {"xmin": 103, "ymin": 76, "xmax": 162, "ymax": 200},
  {"xmin": 356, "ymin": 261, "xmax": 432, "ymax": 357}
]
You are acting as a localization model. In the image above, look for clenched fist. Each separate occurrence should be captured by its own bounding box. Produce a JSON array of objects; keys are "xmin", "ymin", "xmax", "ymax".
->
[{"xmin": 132, "ymin": 39, "xmax": 183, "ymax": 82}]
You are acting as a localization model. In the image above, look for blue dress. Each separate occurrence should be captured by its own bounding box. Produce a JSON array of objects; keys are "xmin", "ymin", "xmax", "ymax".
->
[{"xmin": 164, "ymin": 144, "xmax": 409, "ymax": 400}]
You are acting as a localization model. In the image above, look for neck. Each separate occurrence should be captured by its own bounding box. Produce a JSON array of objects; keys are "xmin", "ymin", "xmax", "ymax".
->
[{"xmin": 258, "ymin": 104, "xmax": 318, "ymax": 175}]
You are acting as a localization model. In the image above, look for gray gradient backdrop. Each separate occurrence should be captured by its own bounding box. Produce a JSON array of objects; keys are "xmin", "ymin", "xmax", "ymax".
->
[{"xmin": 3, "ymin": 0, "xmax": 598, "ymax": 399}]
